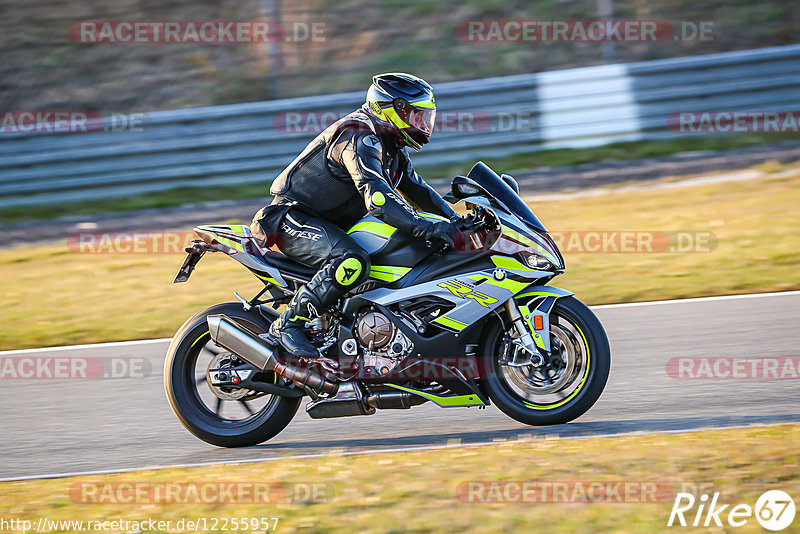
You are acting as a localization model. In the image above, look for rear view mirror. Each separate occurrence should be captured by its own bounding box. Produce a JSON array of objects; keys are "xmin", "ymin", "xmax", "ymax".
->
[
  {"xmin": 449, "ymin": 176, "xmax": 489, "ymax": 200},
  {"xmin": 501, "ymin": 174, "xmax": 520, "ymax": 194}
]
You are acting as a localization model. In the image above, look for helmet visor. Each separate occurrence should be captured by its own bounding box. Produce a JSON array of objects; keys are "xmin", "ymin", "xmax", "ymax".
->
[{"xmin": 408, "ymin": 107, "xmax": 436, "ymax": 136}]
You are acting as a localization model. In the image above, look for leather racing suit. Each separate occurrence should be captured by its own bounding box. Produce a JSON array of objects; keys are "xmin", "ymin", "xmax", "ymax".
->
[{"xmin": 251, "ymin": 108, "xmax": 458, "ymax": 359}]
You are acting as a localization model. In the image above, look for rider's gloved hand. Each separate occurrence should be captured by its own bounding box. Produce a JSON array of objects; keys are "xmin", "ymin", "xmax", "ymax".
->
[
  {"xmin": 449, "ymin": 213, "xmax": 473, "ymax": 231},
  {"xmin": 417, "ymin": 220, "xmax": 459, "ymax": 248}
]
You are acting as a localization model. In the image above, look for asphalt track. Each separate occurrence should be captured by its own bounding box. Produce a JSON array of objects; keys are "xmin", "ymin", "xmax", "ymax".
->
[{"xmin": 2, "ymin": 292, "xmax": 799, "ymax": 481}]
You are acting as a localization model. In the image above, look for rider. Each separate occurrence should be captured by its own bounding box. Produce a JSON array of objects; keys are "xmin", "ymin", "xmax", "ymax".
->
[{"xmin": 251, "ymin": 73, "xmax": 460, "ymax": 360}]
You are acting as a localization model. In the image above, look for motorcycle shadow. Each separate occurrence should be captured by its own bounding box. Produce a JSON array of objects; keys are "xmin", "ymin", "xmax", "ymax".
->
[{"xmin": 248, "ymin": 413, "xmax": 800, "ymax": 450}]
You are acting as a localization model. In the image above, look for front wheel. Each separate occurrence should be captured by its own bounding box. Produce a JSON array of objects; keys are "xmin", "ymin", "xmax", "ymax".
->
[
  {"xmin": 164, "ymin": 302, "xmax": 301, "ymax": 447},
  {"xmin": 481, "ymin": 296, "xmax": 610, "ymax": 426}
]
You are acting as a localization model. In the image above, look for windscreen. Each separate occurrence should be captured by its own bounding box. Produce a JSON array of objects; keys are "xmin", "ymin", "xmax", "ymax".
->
[{"xmin": 466, "ymin": 161, "xmax": 547, "ymax": 232}]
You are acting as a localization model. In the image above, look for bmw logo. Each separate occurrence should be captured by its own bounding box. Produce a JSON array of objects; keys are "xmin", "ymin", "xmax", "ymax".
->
[{"xmin": 493, "ymin": 269, "xmax": 507, "ymax": 281}]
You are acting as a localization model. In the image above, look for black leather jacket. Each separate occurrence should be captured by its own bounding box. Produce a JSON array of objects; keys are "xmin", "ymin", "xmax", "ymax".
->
[{"xmin": 270, "ymin": 108, "xmax": 457, "ymax": 233}]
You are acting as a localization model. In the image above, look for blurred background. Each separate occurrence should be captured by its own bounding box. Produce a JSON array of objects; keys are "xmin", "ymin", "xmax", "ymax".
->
[
  {"xmin": 0, "ymin": 0, "xmax": 799, "ymax": 348},
  {"xmin": 3, "ymin": 0, "xmax": 799, "ymax": 111},
  {"xmin": 1, "ymin": 0, "xmax": 800, "ymax": 217}
]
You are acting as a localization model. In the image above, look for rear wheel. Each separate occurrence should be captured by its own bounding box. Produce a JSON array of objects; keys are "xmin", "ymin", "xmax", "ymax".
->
[
  {"xmin": 481, "ymin": 296, "xmax": 610, "ymax": 426},
  {"xmin": 164, "ymin": 303, "xmax": 301, "ymax": 447}
]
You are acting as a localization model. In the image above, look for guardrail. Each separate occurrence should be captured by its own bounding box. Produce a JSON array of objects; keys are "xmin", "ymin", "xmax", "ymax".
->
[{"xmin": 2, "ymin": 44, "xmax": 799, "ymax": 208}]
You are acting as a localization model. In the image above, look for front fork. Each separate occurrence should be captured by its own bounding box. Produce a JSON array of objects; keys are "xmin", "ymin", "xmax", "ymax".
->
[
  {"xmin": 504, "ymin": 300, "xmax": 545, "ymax": 367},
  {"xmin": 502, "ymin": 287, "xmax": 573, "ymax": 367}
]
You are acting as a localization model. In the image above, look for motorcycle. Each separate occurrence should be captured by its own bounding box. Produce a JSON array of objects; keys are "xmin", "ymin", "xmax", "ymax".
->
[{"xmin": 164, "ymin": 162, "xmax": 610, "ymax": 447}]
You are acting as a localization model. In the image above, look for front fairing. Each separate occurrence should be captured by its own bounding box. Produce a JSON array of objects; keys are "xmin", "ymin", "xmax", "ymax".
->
[
  {"xmin": 452, "ymin": 162, "xmax": 564, "ymax": 271},
  {"xmin": 459, "ymin": 195, "xmax": 565, "ymax": 272},
  {"xmin": 467, "ymin": 161, "xmax": 547, "ymax": 232},
  {"xmin": 492, "ymin": 206, "xmax": 565, "ymax": 271}
]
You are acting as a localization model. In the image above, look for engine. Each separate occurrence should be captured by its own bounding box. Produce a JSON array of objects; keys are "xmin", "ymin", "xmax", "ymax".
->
[{"xmin": 350, "ymin": 311, "xmax": 414, "ymax": 376}]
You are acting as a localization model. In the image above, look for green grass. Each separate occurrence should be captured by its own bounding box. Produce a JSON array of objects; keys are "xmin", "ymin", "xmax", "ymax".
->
[
  {"xmin": 0, "ymin": 133, "xmax": 791, "ymax": 225},
  {"xmin": 1, "ymin": 425, "xmax": 797, "ymax": 533},
  {"xmin": 0, "ymin": 182, "xmax": 269, "ymax": 225},
  {"xmin": 1, "ymin": 163, "xmax": 798, "ymax": 350},
  {"xmin": 537, "ymin": 167, "xmax": 800, "ymax": 304},
  {"xmin": 484, "ymin": 133, "xmax": 793, "ymax": 170}
]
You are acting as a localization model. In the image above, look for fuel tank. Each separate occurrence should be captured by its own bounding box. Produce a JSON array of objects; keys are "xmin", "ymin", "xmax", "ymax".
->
[{"xmin": 346, "ymin": 212, "xmax": 447, "ymax": 282}]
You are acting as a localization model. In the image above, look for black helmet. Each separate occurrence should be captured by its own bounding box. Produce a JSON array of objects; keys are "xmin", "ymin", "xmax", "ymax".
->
[{"xmin": 364, "ymin": 73, "xmax": 436, "ymax": 151}]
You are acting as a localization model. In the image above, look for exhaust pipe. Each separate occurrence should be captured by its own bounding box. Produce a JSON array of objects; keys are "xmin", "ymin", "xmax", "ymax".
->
[
  {"xmin": 366, "ymin": 391, "xmax": 428, "ymax": 410},
  {"xmin": 206, "ymin": 314, "xmax": 337, "ymax": 394}
]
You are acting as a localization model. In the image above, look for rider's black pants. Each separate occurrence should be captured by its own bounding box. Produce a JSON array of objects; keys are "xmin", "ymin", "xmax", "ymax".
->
[{"xmin": 251, "ymin": 203, "xmax": 370, "ymax": 311}]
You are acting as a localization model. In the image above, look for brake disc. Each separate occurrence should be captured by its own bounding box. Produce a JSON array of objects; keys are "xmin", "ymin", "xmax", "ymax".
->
[
  {"xmin": 503, "ymin": 324, "xmax": 577, "ymax": 395},
  {"xmin": 205, "ymin": 352, "xmax": 251, "ymax": 401}
]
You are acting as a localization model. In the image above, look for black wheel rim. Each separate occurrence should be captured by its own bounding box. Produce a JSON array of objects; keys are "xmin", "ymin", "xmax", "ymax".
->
[
  {"xmin": 493, "ymin": 309, "xmax": 592, "ymax": 411},
  {"xmin": 179, "ymin": 318, "xmax": 281, "ymax": 429}
]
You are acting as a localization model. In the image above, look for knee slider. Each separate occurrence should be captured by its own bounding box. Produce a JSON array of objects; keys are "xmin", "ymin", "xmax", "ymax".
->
[{"xmin": 332, "ymin": 253, "xmax": 369, "ymax": 287}]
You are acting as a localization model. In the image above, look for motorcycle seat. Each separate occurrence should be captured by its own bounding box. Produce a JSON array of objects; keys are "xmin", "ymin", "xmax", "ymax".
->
[{"xmin": 259, "ymin": 251, "xmax": 317, "ymax": 279}]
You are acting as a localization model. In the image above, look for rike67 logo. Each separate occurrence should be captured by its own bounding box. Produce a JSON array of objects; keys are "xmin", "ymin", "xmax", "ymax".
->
[{"xmin": 668, "ymin": 490, "xmax": 795, "ymax": 531}]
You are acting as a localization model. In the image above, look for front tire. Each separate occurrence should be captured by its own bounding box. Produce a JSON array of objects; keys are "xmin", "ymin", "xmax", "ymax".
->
[
  {"xmin": 164, "ymin": 303, "xmax": 301, "ymax": 447},
  {"xmin": 481, "ymin": 296, "xmax": 610, "ymax": 426}
]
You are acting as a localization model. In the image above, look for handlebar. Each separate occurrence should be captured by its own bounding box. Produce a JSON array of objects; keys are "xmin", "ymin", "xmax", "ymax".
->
[
  {"xmin": 457, "ymin": 205, "xmax": 493, "ymax": 232},
  {"xmin": 423, "ymin": 205, "xmax": 495, "ymax": 252},
  {"xmin": 424, "ymin": 215, "xmax": 489, "ymax": 252}
]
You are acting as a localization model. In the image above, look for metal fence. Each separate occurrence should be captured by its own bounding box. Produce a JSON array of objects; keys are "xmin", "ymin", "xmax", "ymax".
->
[{"xmin": 1, "ymin": 43, "xmax": 799, "ymax": 208}]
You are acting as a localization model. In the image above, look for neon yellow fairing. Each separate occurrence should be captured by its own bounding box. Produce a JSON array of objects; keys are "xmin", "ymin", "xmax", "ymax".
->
[
  {"xmin": 369, "ymin": 265, "xmax": 411, "ymax": 282},
  {"xmin": 347, "ymin": 221, "xmax": 397, "ymax": 239}
]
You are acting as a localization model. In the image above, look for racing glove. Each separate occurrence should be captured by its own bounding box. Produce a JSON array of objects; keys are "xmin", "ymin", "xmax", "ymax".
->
[{"xmin": 414, "ymin": 220, "xmax": 459, "ymax": 248}]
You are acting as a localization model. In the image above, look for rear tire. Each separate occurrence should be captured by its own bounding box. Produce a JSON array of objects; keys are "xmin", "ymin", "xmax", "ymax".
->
[
  {"xmin": 481, "ymin": 296, "xmax": 610, "ymax": 426},
  {"xmin": 164, "ymin": 302, "xmax": 301, "ymax": 447}
]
